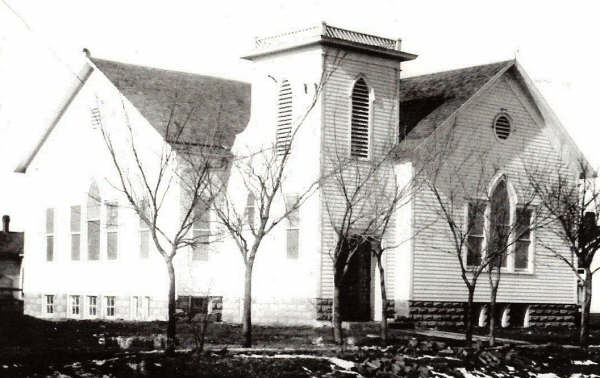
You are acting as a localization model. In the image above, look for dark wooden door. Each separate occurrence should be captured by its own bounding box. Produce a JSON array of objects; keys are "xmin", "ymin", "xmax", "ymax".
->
[{"xmin": 340, "ymin": 240, "xmax": 372, "ymax": 321}]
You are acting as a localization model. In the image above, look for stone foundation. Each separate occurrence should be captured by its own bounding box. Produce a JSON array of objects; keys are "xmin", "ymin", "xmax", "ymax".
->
[
  {"xmin": 408, "ymin": 301, "xmax": 465, "ymax": 328},
  {"xmin": 527, "ymin": 303, "xmax": 578, "ymax": 328},
  {"xmin": 406, "ymin": 300, "xmax": 578, "ymax": 328}
]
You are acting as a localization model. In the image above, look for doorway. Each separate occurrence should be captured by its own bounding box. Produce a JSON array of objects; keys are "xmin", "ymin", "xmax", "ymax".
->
[{"xmin": 339, "ymin": 236, "xmax": 373, "ymax": 321}]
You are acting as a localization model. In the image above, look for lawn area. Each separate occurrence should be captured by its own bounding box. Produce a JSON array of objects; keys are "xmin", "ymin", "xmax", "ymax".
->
[{"xmin": 3, "ymin": 314, "xmax": 600, "ymax": 377}]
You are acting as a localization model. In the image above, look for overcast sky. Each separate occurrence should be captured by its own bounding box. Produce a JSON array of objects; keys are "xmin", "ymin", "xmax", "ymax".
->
[{"xmin": 1, "ymin": 0, "xmax": 599, "ymax": 229}]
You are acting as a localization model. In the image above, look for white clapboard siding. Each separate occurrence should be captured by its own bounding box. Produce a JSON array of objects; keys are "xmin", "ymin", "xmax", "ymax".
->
[
  {"xmin": 411, "ymin": 73, "xmax": 577, "ymax": 304},
  {"xmin": 319, "ymin": 50, "xmax": 401, "ymax": 299}
]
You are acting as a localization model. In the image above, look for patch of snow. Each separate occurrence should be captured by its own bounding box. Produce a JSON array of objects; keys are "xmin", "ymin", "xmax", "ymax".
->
[
  {"xmin": 537, "ymin": 374, "xmax": 561, "ymax": 378},
  {"xmin": 328, "ymin": 357, "xmax": 354, "ymax": 370},
  {"xmin": 573, "ymin": 360, "xmax": 598, "ymax": 365},
  {"xmin": 94, "ymin": 360, "xmax": 106, "ymax": 366},
  {"xmin": 2, "ymin": 365, "xmax": 7, "ymax": 369}
]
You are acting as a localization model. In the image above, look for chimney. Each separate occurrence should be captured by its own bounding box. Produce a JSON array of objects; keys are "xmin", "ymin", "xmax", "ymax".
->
[{"xmin": 2, "ymin": 215, "xmax": 9, "ymax": 232}]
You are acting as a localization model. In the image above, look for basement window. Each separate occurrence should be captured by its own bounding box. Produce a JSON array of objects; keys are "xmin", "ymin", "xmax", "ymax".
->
[{"xmin": 493, "ymin": 113, "xmax": 512, "ymax": 140}]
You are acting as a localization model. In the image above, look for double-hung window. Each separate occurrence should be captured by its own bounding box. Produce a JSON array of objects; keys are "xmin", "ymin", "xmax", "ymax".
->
[
  {"xmin": 139, "ymin": 216, "xmax": 150, "ymax": 259},
  {"xmin": 106, "ymin": 202, "xmax": 118, "ymax": 260},
  {"xmin": 515, "ymin": 208, "xmax": 532, "ymax": 270},
  {"xmin": 70, "ymin": 295, "xmax": 80, "ymax": 316},
  {"xmin": 466, "ymin": 201, "xmax": 485, "ymax": 267},
  {"xmin": 87, "ymin": 183, "xmax": 101, "ymax": 260},
  {"xmin": 45, "ymin": 294, "xmax": 54, "ymax": 314},
  {"xmin": 71, "ymin": 206, "xmax": 81, "ymax": 260},
  {"xmin": 192, "ymin": 205, "xmax": 210, "ymax": 261},
  {"xmin": 46, "ymin": 208, "xmax": 54, "ymax": 262},
  {"xmin": 284, "ymin": 194, "xmax": 300, "ymax": 259}
]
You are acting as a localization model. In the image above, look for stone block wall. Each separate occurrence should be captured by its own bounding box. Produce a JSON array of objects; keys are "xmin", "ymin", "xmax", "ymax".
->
[
  {"xmin": 408, "ymin": 301, "xmax": 465, "ymax": 328},
  {"xmin": 405, "ymin": 300, "xmax": 578, "ymax": 329},
  {"xmin": 528, "ymin": 303, "xmax": 578, "ymax": 328}
]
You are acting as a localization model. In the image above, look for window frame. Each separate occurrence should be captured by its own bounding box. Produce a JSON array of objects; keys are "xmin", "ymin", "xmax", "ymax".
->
[
  {"xmin": 70, "ymin": 205, "xmax": 81, "ymax": 261},
  {"xmin": 87, "ymin": 295, "xmax": 98, "ymax": 318},
  {"xmin": 44, "ymin": 294, "xmax": 54, "ymax": 315},
  {"xmin": 104, "ymin": 295, "xmax": 116, "ymax": 318},
  {"xmin": 69, "ymin": 295, "xmax": 81, "ymax": 318},
  {"xmin": 348, "ymin": 76, "xmax": 374, "ymax": 160}
]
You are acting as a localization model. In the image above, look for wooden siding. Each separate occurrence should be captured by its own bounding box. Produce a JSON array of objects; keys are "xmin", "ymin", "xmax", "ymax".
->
[
  {"xmin": 411, "ymin": 73, "xmax": 577, "ymax": 304},
  {"xmin": 319, "ymin": 49, "xmax": 400, "ymax": 299}
]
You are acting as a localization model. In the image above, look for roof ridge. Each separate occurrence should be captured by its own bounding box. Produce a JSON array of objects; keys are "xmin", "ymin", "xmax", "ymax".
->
[
  {"xmin": 90, "ymin": 57, "xmax": 250, "ymax": 85},
  {"xmin": 402, "ymin": 59, "xmax": 514, "ymax": 81}
]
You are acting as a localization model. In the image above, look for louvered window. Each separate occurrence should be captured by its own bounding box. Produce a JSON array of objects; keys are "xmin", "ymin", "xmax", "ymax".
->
[
  {"xmin": 493, "ymin": 114, "xmax": 511, "ymax": 140},
  {"xmin": 91, "ymin": 107, "xmax": 102, "ymax": 129},
  {"xmin": 276, "ymin": 80, "xmax": 293, "ymax": 156},
  {"xmin": 350, "ymin": 78, "xmax": 370, "ymax": 158}
]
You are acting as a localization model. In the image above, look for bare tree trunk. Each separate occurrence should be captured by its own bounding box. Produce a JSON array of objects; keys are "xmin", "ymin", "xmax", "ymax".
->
[
  {"xmin": 242, "ymin": 262, "xmax": 254, "ymax": 348},
  {"xmin": 465, "ymin": 287, "xmax": 475, "ymax": 346},
  {"xmin": 488, "ymin": 267, "xmax": 500, "ymax": 347},
  {"xmin": 165, "ymin": 257, "xmax": 176, "ymax": 354},
  {"xmin": 376, "ymin": 257, "xmax": 388, "ymax": 345},
  {"xmin": 332, "ymin": 284, "xmax": 343, "ymax": 345},
  {"xmin": 580, "ymin": 269, "xmax": 592, "ymax": 347},
  {"xmin": 489, "ymin": 288, "xmax": 497, "ymax": 347}
]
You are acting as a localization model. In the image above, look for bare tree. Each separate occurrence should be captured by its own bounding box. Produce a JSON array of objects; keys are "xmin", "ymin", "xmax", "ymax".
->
[
  {"xmin": 98, "ymin": 97, "xmax": 224, "ymax": 353},
  {"xmin": 209, "ymin": 63, "xmax": 341, "ymax": 347},
  {"xmin": 322, "ymin": 141, "xmax": 417, "ymax": 345},
  {"xmin": 418, "ymin": 128, "xmax": 539, "ymax": 345},
  {"xmin": 528, "ymin": 159, "xmax": 600, "ymax": 346}
]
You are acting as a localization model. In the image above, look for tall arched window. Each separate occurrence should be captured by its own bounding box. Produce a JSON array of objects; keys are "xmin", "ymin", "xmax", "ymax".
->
[
  {"xmin": 489, "ymin": 180, "xmax": 510, "ymax": 268},
  {"xmin": 350, "ymin": 78, "xmax": 371, "ymax": 159},
  {"xmin": 466, "ymin": 177, "xmax": 534, "ymax": 272},
  {"xmin": 87, "ymin": 182, "xmax": 101, "ymax": 260},
  {"xmin": 276, "ymin": 80, "xmax": 293, "ymax": 156}
]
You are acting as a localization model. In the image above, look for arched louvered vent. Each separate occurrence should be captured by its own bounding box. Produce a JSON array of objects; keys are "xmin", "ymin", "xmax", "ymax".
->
[
  {"xmin": 350, "ymin": 78, "xmax": 370, "ymax": 158},
  {"xmin": 276, "ymin": 80, "xmax": 293, "ymax": 156},
  {"xmin": 90, "ymin": 107, "xmax": 102, "ymax": 130},
  {"xmin": 493, "ymin": 114, "xmax": 511, "ymax": 140}
]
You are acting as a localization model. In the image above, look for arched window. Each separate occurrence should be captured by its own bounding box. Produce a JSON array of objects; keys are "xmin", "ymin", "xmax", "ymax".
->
[
  {"xmin": 350, "ymin": 78, "xmax": 371, "ymax": 159},
  {"xmin": 276, "ymin": 80, "xmax": 293, "ymax": 156},
  {"xmin": 87, "ymin": 182, "xmax": 101, "ymax": 260},
  {"xmin": 489, "ymin": 180, "xmax": 510, "ymax": 268},
  {"xmin": 466, "ymin": 177, "xmax": 534, "ymax": 272}
]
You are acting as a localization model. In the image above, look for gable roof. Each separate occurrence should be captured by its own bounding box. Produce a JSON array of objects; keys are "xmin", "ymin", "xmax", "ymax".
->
[
  {"xmin": 91, "ymin": 58, "xmax": 251, "ymax": 149},
  {"xmin": 396, "ymin": 60, "xmax": 593, "ymax": 174}
]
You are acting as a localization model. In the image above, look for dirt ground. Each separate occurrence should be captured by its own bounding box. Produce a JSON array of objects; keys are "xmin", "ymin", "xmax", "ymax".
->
[{"xmin": 2, "ymin": 315, "xmax": 600, "ymax": 377}]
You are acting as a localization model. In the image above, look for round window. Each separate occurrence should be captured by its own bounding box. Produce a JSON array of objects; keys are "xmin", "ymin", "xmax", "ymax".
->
[{"xmin": 493, "ymin": 113, "xmax": 512, "ymax": 140}]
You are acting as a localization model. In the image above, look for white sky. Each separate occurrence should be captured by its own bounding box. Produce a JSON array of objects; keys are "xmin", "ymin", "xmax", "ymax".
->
[{"xmin": 1, "ymin": 0, "xmax": 599, "ymax": 230}]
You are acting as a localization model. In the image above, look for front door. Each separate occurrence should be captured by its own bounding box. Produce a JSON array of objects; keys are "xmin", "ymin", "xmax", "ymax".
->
[{"xmin": 340, "ymin": 238, "xmax": 372, "ymax": 321}]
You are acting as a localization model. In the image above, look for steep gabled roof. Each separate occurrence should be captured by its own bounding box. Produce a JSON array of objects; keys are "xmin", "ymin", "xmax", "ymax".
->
[
  {"xmin": 396, "ymin": 60, "xmax": 592, "ymax": 174},
  {"xmin": 399, "ymin": 60, "xmax": 512, "ymax": 141},
  {"xmin": 92, "ymin": 58, "xmax": 251, "ymax": 148}
]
